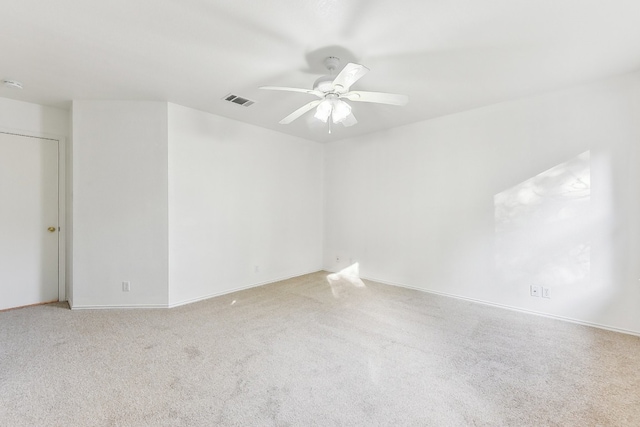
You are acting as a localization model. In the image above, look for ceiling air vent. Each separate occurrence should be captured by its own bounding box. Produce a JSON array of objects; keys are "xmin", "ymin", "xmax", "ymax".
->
[{"xmin": 223, "ymin": 93, "xmax": 255, "ymax": 107}]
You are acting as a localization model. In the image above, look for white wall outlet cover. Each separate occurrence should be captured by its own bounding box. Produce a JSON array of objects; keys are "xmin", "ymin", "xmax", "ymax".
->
[
  {"xmin": 542, "ymin": 287, "xmax": 551, "ymax": 298},
  {"xmin": 530, "ymin": 285, "xmax": 540, "ymax": 297}
]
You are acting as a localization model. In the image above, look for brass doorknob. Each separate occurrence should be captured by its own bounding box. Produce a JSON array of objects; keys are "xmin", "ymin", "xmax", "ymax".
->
[{"xmin": 48, "ymin": 227, "xmax": 56, "ymax": 233}]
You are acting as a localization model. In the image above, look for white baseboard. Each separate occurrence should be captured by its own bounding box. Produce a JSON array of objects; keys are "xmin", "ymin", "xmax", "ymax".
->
[
  {"xmin": 167, "ymin": 269, "xmax": 322, "ymax": 308},
  {"xmin": 356, "ymin": 274, "xmax": 640, "ymax": 337},
  {"xmin": 71, "ymin": 303, "xmax": 167, "ymax": 310}
]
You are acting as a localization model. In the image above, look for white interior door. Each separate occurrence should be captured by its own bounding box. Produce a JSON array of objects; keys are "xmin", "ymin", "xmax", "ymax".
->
[{"xmin": 0, "ymin": 132, "xmax": 59, "ymax": 310}]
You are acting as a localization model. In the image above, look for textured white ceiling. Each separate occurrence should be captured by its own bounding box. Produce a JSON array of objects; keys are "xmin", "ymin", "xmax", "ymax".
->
[{"xmin": 1, "ymin": 0, "xmax": 640, "ymax": 142}]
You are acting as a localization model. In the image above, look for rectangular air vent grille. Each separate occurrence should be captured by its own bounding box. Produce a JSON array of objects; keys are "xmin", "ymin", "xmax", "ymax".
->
[{"xmin": 223, "ymin": 94, "xmax": 255, "ymax": 107}]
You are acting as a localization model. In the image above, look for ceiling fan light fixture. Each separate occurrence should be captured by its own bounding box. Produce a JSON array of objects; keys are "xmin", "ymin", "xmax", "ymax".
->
[
  {"xmin": 331, "ymin": 99, "xmax": 351, "ymax": 124},
  {"xmin": 314, "ymin": 99, "xmax": 333, "ymax": 123}
]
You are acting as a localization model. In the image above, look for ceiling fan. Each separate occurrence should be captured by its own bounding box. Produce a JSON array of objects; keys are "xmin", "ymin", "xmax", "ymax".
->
[{"xmin": 260, "ymin": 57, "xmax": 408, "ymax": 131}]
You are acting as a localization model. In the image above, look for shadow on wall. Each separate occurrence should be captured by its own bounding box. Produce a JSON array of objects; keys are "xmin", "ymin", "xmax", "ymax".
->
[{"xmin": 494, "ymin": 151, "xmax": 591, "ymax": 291}]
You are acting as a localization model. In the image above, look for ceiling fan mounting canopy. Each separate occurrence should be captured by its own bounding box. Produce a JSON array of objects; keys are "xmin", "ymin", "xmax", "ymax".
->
[
  {"xmin": 323, "ymin": 56, "xmax": 340, "ymax": 72},
  {"xmin": 260, "ymin": 56, "xmax": 408, "ymax": 128}
]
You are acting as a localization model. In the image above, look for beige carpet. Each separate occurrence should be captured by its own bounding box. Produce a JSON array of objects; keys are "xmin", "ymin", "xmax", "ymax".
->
[{"xmin": 1, "ymin": 271, "xmax": 640, "ymax": 426}]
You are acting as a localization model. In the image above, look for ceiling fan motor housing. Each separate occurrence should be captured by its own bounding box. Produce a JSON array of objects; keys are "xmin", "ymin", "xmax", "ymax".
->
[
  {"xmin": 313, "ymin": 75, "xmax": 336, "ymax": 93},
  {"xmin": 314, "ymin": 57, "xmax": 344, "ymax": 93}
]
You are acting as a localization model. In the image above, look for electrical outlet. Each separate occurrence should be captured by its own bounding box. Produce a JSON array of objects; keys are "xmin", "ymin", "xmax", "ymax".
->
[
  {"xmin": 122, "ymin": 281, "xmax": 130, "ymax": 292},
  {"xmin": 542, "ymin": 287, "xmax": 551, "ymax": 298},
  {"xmin": 530, "ymin": 285, "xmax": 540, "ymax": 297},
  {"xmin": 336, "ymin": 256, "xmax": 340, "ymax": 263},
  {"xmin": 254, "ymin": 265, "xmax": 259, "ymax": 273}
]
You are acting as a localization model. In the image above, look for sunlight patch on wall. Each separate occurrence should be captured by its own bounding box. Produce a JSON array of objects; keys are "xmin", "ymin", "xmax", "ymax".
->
[{"xmin": 494, "ymin": 151, "xmax": 590, "ymax": 289}]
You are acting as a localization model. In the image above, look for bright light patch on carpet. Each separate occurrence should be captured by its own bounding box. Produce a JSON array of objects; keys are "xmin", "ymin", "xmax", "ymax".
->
[{"xmin": 326, "ymin": 263, "xmax": 366, "ymax": 298}]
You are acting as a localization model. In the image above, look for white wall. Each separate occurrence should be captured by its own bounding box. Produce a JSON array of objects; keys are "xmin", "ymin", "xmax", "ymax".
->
[
  {"xmin": 72, "ymin": 101, "xmax": 168, "ymax": 308},
  {"xmin": 324, "ymin": 72, "xmax": 640, "ymax": 334},
  {"xmin": 167, "ymin": 103, "xmax": 323, "ymax": 306},
  {"xmin": 0, "ymin": 97, "xmax": 69, "ymax": 137}
]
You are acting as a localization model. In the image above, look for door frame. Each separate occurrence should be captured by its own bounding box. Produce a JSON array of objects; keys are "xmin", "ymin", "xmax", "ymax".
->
[{"xmin": 0, "ymin": 128, "xmax": 67, "ymax": 303}]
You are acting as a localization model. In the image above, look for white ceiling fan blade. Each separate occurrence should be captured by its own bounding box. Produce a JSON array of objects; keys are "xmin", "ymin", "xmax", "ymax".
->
[
  {"xmin": 279, "ymin": 100, "xmax": 323, "ymax": 124},
  {"xmin": 341, "ymin": 112, "xmax": 358, "ymax": 127},
  {"xmin": 342, "ymin": 91, "xmax": 408, "ymax": 106},
  {"xmin": 260, "ymin": 86, "xmax": 324, "ymax": 98},
  {"xmin": 331, "ymin": 63, "xmax": 369, "ymax": 92}
]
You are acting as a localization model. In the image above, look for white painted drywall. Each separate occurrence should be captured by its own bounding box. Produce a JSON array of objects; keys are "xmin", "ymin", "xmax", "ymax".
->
[
  {"xmin": 72, "ymin": 101, "xmax": 168, "ymax": 308},
  {"xmin": 324, "ymin": 72, "xmax": 640, "ymax": 333},
  {"xmin": 0, "ymin": 97, "xmax": 69, "ymax": 137},
  {"xmin": 167, "ymin": 103, "xmax": 323, "ymax": 306}
]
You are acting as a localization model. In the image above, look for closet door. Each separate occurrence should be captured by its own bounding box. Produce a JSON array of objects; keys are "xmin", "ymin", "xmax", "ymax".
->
[{"xmin": 0, "ymin": 132, "xmax": 58, "ymax": 310}]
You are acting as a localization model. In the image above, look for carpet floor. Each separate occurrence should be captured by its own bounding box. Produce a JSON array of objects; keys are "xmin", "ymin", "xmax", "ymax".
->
[{"xmin": 1, "ymin": 271, "xmax": 640, "ymax": 426}]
